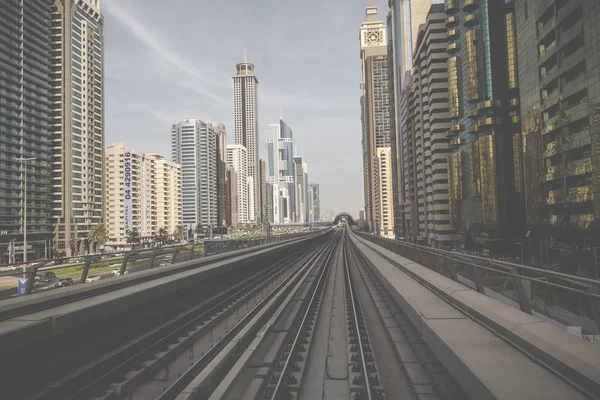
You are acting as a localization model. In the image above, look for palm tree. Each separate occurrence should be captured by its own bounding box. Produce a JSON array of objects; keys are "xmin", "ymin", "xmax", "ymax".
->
[
  {"xmin": 126, "ymin": 228, "xmax": 140, "ymax": 249},
  {"xmin": 155, "ymin": 227, "xmax": 169, "ymax": 245},
  {"xmin": 87, "ymin": 224, "xmax": 108, "ymax": 253},
  {"xmin": 174, "ymin": 224, "xmax": 187, "ymax": 241}
]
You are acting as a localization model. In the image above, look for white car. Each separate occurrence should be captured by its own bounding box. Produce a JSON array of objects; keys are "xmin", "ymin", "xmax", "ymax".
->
[{"xmin": 111, "ymin": 269, "xmax": 128, "ymax": 276}]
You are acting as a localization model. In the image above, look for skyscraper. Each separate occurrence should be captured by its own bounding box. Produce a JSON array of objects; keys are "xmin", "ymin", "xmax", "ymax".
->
[
  {"xmin": 52, "ymin": 0, "xmax": 105, "ymax": 256},
  {"xmin": 445, "ymin": 0, "xmax": 525, "ymax": 253},
  {"xmin": 359, "ymin": 2, "xmax": 395, "ymax": 238},
  {"xmin": 403, "ymin": 4, "xmax": 452, "ymax": 248},
  {"xmin": 307, "ymin": 186, "xmax": 315, "ymax": 223},
  {"xmin": 233, "ymin": 51, "xmax": 259, "ymax": 224},
  {"xmin": 226, "ymin": 144, "xmax": 249, "ymax": 224},
  {"xmin": 0, "ymin": 0, "xmax": 54, "ymax": 262},
  {"xmin": 215, "ymin": 124, "xmax": 227, "ymax": 227},
  {"xmin": 293, "ymin": 157, "xmax": 308, "ymax": 224},
  {"xmin": 516, "ymin": 0, "xmax": 600, "ymax": 249},
  {"xmin": 387, "ymin": 0, "xmax": 436, "ymax": 239},
  {"xmin": 225, "ymin": 165, "xmax": 239, "ymax": 229},
  {"xmin": 259, "ymin": 159, "xmax": 267, "ymax": 226},
  {"xmin": 309, "ymin": 183, "xmax": 320, "ymax": 222},
  {"xmin": 266, "ymin": 120, "xmax": 295, "ymax": 223},
  {"xmin": 171, "ymin": 119, "xmax": 218, "ymax": 232}
]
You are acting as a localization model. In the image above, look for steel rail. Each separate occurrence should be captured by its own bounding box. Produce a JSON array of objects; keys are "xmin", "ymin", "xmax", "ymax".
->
[
  {"xmin": 40, "ymin": 244, "xmax": 320, "ymax": 400},
  {"xmin": 159, "ymin": 236, "xmax": 339, "ymax": 400},
  {"xmin": 343, "ymin": 233, "xmax": 373, "ymax": 400},
  {"xmin": 268, "ymin": 233, "xmax": 339, "ymax": 399}
]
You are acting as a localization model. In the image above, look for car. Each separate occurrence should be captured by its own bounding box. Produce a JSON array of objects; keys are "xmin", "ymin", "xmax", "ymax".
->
[
  {"xmin": 85, "ymin": 275, "xmax": 101, "ymax": 283},
  {"xmin": 42, "ymin": 271, "xmax": 56, "ymax": 282},
  {"xmin": 111, "ymin": 269, "xmax": 128, "ymax": 276},
  {"xmin": 159, "ymin": 262, "xmax": 169, "ymax": 267},
  {"xmin": 54, "ymin": 277, "xmax": 73, "ymax": 287}
]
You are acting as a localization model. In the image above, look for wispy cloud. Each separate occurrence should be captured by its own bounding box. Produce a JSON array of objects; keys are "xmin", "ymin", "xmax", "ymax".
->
[{"xmin": 103, "ymin": 0, "xmax": 230, "ymax": 104}]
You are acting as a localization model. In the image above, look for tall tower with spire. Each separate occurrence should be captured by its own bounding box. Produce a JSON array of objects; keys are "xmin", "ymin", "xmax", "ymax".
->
[
  {"xmin": 359, "ymin": 2, "xmax": 395, "ymax": 238},
  {"xmin": 233, "ymin": 50, "xmax": 260, "ymax": 223}
]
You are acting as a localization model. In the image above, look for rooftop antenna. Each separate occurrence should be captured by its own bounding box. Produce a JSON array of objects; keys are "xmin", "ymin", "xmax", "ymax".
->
[
  {"xmin": 368, "ymin": 0, "xmax": 375, "ymax": 6},
  {"xmin": 243, "ymin": 48, "xmax": 247, "ymax": 63},
  {"xmin": 280, "ymin": 108, "xmax": 282, "ymax": 120}
]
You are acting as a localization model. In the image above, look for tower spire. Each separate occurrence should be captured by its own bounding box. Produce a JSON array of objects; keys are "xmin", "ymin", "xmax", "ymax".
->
[{"xmin": 243, "ymin": 48, "xmax": 247, "ymax": 63}]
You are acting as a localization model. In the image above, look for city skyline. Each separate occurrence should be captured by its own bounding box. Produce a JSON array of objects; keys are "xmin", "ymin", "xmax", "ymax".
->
[{"xmin": 101, "ymin": 0, "xmax": 381, "ymax": 216}]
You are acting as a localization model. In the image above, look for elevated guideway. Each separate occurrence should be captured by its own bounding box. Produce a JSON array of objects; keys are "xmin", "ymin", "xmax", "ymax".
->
[{"xmin": 350, "ymin": 230, "xmax": 600, "ymax": 400}]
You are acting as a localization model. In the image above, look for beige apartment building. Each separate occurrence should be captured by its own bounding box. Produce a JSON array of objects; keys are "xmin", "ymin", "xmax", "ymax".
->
[
  {"xmin": 104, "ymin": 143, "xmax": 181, "ymax": 248},
  {"xmin": 149, "ymin": 154, "xmax": 182, "ymax": 237}
]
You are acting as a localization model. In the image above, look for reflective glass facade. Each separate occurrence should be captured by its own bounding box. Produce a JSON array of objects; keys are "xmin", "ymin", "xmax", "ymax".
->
[
  {"xmin": 516, "ymin": 0, "xmax": 600, "ymax": 246},
  {"xmin": 445, "ymin": 0, "xmax": 525, "ymax": 252},
  {"xmin": 0, "ymin": 0, "xmax": 54, "ymax": 262}
]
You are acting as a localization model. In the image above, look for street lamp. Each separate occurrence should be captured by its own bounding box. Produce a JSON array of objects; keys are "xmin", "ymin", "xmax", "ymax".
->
[{"xmin": 15, "ymin": 156, "xmax": 36, "ymax": 277}]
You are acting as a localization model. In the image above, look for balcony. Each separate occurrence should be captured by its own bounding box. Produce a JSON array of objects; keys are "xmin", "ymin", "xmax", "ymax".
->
[
  {"xmin": 464, "ymin": 0, "xmax": 478, "ymax": 12},
  {"xmin": 479, "ymin": 116, "xmax": 503, "ymax": 128},
  {"xmin": 468, "ymin": 123, "xmax": 480, "ymax": 134},
  {"xmin": 446, "ymin": 15, "xmax": 457, "ymax": 28},
  {"xmin": 566, "ymin": 186, "xmax": 594, "ymax": 204},
  {"xmin": 448, "ymin": 29, "xmax": 457, "ymax": 40},
  {"xmin": 477, "ymin": 99, "xmax": 502, "ymax": 112},
  {"xmin": 445, "ymin": 0, "xmax": 458, "ymax": 14},
  {"xmin": 447, "ymin": 42, "xmax": 458, "ymax": 53},
  {"xmin": 464, "ymin": 13, "xmax": 478, "ymax": 27}
]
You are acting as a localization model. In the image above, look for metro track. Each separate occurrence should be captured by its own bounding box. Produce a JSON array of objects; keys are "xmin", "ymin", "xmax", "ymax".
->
[
  {"xmin": 203, "ymin": 228, "xmax": 464, "ymax": 400},
  {"xmin": 3, "ymin": 236, "xmax": 330, "ymax": 400}
]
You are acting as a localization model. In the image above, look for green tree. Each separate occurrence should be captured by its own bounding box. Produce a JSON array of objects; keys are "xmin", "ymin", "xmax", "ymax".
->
[
  {"xmin": 126, "ymin": 228, "xmax": 140, "ymax": 248},
  {"xmin": 194, "ymin": 224, "xmax": 204, "ymax": 238},
  {"xmin": 87, "ymin": 224, "xmax": 108, "ymax": 253},
  {"xmin": 174, "ymin": 224, "xmax": 187, "ymax": 241},
  {"xmin": 155, "ymin": 227, "xmax": 169, "ymax": 245}
]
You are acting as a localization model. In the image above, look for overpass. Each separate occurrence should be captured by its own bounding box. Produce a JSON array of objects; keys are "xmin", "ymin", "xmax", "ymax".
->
[{"xmin": 0, "ymin": 229, "xmax": 598, "ymax": 399}]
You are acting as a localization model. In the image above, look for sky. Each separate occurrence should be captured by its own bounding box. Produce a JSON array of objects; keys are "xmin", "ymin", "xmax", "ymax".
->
[{"xmin": 103, "ymin": 0, "xmax": 390, "ymax": 218}]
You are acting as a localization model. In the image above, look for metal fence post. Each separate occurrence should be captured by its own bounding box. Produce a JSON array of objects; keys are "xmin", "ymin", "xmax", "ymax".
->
[
  {"xmin": 150, "ymin": 249, "xmax": 159, "ymax": 269},
  {"xmin": 510, "ymin": 266, "xmax": 532, "ymax": 315},
  {"xmin": 467, "ymin": 263, "xmax": 486, "ymax": 294},
  {"xmin": 120, "ymin": 253, "xmax": 131, "ymax": 275},
  {"xmin": 24, "ymin": 265, "xmax": 38, "ymax": 295},
  {"xmin": 587, "ymin": 284, "xmax": 600, "ymax": 333},
  {"xmin": 80, "ymin": 257, "xmax": 93, "ymax": 283}
]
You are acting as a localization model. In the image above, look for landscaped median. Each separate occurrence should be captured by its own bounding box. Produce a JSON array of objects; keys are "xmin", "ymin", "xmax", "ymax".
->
[{"xmin": 43, "ymin": 246, "xmax": 203, "ymax": 280}]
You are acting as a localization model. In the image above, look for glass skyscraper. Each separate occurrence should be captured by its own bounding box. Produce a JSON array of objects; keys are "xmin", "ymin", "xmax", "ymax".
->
[
  {"xmin": 516, "ymin": 0, "xmax": 600, "ymax": 255},
  {"xmin": 445, "ymin": 0, "xmax": 525, "ymax": 254},
  {"xmin": 0, "ymin": 0, "xmax": 54, "ymax": 262},
  {"xmin": 266, "ymin": 119, "xmax": 295, "ymax": 223}
]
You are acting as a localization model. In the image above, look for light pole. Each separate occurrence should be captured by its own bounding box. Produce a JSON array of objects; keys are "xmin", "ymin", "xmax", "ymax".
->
[{"xmin": 15, "ymin": 157, "xmax": 36, "ymax": 277}]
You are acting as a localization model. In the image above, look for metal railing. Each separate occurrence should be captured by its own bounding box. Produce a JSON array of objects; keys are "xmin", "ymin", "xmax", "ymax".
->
[
  {"xmin": 0, "ymin": 231, "xmax": 317, "ymax": 300},
  {"xmin": 357, "ymin": 233, "xmax": 600, "ymax": 335}
]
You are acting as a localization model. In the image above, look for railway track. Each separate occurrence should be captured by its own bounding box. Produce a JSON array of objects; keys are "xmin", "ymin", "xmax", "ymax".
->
[
  {"xmin": 346, "ymin": 235, "xmax": 467, "ymax": 400},
  {"xmin": 158, "ymin": 233, "xmax": 340, "ymax": 400},
  {"xmin": 342, "ymin": 236, "xmax": 384, "ymax": 400},
  {"xmin": 30, "ymin": 238, "xmax": 332, "ymax": 400}
]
